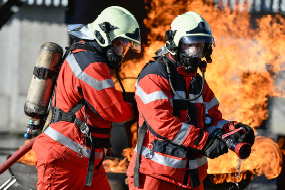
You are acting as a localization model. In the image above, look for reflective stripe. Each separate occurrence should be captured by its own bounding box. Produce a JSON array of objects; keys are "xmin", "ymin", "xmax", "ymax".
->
[
  {"xmin": 207, "ymin": 120, "xmax": 229, "ymax": 134},
  {"xmin": 136, "ymin": 84, "xmax": 168, "ymax": 104},
  {"xmin": 189, "ymin": 156, "xmax": 208, "ymax": 169},
  {"xmin": 44, "ymin": 127, "xmax": 104, "ymax": 159},
  {"xmin": 172, "ymin": 123, "xmax": 191, "ymax": 145},
  {"xmin": 140, "ymin": 146, "xmax": 207, "ymax": 169},
  {"xmin": 174, "ymin": 91, "xmax": 204, "ymax": 103},
  {"xmin": 173, "ymin": 91, "xmax": 185, "ymax": 99},
  {"xmin": 204, "ymin": 97, "xmax": 219, "ymax": 114},
  {"xmin": 67, "ymin": 54, "xmax": 114, "ymax": 90},
  {"xmin": 189, "ymin": 94, "xmax": 204, "ymax": 103}
]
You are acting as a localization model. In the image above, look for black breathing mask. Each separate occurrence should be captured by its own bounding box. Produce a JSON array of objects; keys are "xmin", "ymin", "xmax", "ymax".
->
[{"xmin": 106, "ymin": 47, "xmax": 123, "ymax": 70}]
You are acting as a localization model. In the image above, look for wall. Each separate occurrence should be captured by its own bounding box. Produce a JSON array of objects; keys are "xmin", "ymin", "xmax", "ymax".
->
[{"xmin": 0, "ymin": 5, "xmax": 68, "ymax": 133}]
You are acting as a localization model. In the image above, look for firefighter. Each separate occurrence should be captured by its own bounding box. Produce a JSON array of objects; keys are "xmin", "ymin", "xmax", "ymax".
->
[
  {"xmin": 127, "ymin": 11, "xmax": 254, "ymax": 190},
  {"xmin": 32, "ymin": 6, "xmax": 141, "ymax": 190}
]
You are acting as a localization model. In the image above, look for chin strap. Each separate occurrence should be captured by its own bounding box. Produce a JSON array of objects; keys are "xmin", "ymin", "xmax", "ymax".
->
[{"xmin": 115, "ymin": 70, "xmax": 126, "ymax": 95}]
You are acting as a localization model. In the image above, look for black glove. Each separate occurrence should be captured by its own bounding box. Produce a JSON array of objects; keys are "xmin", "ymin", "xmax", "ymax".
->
[
  {"xmin": 234, "ymin": 123, "xmax": 255, "ymax": 146},
  {"xmin": 201, "ymin": 130, "xmax": 228, "ymax": 159}
]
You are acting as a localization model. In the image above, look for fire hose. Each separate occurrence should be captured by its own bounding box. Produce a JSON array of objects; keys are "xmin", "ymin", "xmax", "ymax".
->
[{"xmin": 0, "ymin": 138, "xmax": 35, "ymax": 174}]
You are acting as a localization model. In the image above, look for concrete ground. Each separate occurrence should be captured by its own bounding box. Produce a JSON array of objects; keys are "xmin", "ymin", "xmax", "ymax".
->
[{"xmin": 0, "ymin": 132, "xmax": 281, "ymax": 190}]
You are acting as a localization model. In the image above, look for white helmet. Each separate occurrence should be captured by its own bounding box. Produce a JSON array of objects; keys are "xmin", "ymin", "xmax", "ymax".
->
[
  {"xmin": 165, "ymin": 11, "xmax": 214, "ymax": 57},
  {"xmin": 68, "ymin": 6, "xmax": 141, "ymax": 53}
]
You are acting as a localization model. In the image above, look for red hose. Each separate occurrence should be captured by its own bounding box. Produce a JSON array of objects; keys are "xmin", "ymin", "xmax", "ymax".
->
[{"xmin": 0, "ymin": 138, "xmax": 36, "ymax": 174}]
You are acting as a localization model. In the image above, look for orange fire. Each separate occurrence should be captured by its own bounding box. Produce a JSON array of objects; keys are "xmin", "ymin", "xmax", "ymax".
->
[
  {"xmin": 103, "ymin": 148, "xmax": 133, "ymax": 173},
  {"xmin": 120, "ymin": 0, "xmax": 285, "ymax": 128},
  {"xmin": 17, "ymin": 140, "xmax": 37, "ymax": 166},
  {"xmin": 111, "ymin": 0, "xmax": 285, "ymax": 180},
  {"xmin": 208, "ymin": 136, "xmax": 283, "ymax": 183},
  {"xmin": 19, "ymin": 1, "xmax": 285, "ymax": 183}
]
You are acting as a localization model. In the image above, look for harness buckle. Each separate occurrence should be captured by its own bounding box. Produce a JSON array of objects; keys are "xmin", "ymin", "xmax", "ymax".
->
[
  {"xmin": 145, "ymin": 143, "xmax": 154, "ymax": 159},
  {"xmin": 51, "ymin": 108, "xmax": 62, "ymax": 122},
  {"xmin": 79, "ymin": 122, "xmax": 90, "ymax": 136}
]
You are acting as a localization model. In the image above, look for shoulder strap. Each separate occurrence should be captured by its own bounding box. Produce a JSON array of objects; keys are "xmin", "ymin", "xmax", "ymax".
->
[
  {"xmin": 61, "ymin": 42, "xmax": 99, "ymax": 62},
  {"xmin": 133, "ymin": 123, "xmax": 147, "ymax": 187},
  {"xmin": 144, "ymin": 121, "xmax": 169, "ymax": 141}
]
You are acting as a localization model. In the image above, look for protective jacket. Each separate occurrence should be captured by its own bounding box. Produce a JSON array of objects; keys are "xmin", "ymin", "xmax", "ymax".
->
[
  {"xmin": 48, "ymin": 42, "xmax": 133, "ymax": 148},
  {"xmin": 127, "ymin": 55, "xmax": 230, "ymax": 189},
  {"xmin": 33, "ymin": 41, "xmax": 133, "ymax": 189}
]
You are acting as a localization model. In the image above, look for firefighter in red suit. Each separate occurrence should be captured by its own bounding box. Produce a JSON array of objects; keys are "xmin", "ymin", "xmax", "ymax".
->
[
  {"xmin": 32, "ymin": 6, "xmax": 141, "ymax": 190},
  {"xmin": 127, "ymin": 11, "xmax": 254, "ymax": 190}
]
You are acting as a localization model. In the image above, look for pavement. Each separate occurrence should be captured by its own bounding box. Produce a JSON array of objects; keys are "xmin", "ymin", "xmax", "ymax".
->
[{"xmin": 0, "ymin": 132, "xmax": 281, "ymax": 190}]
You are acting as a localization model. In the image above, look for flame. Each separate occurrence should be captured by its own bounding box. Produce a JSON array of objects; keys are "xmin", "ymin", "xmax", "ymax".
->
[
  {"xmin": 208, "ymin": 136, "xmax": 283, "ymax": 183},
  {"xmin": 19, "ymin": 1, "xmax": 285, "ymax": 181},
  {"xmin": 110, "ymin": 0, "xmax": 285, "ymax": 177},
  {"xmin": 103, "ymin": 148, "xmax": 133, "ymax": 173},
  {"xmin": 17, "ymin": 140, "xmax": 37, "ymax": 166},
  {"xmin": 209, "ymin": 172, "xmax": 252, "ymax": 184},
  {"xmin": 130, "ymin": 122, "xmax": 138, "ymax": 148},
  {"xmin": 119, "ymin": 0, "xmax": 285, "ymax": 128}
]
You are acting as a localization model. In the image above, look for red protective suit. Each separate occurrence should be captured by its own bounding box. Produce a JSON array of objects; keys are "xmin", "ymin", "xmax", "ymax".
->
[
  {"xmin": 127, "ymin": 55, "xmax": 230, "ymax": 190},
  {"xmin": 33, "ymin": 43, "xmax": 133, "ymax": 190}
]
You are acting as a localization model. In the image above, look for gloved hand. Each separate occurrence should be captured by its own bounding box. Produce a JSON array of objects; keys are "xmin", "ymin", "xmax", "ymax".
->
[
  {"xmin": 201, "ymin": 130, "xmax": 228, "ymax": 159},
  {"xmin": 223, "ymin": 122, "xmax": 255, "ymax": 146},
  {"xmin": 233, "ymin": 123, "xmax": 255, "ymax": 146}
]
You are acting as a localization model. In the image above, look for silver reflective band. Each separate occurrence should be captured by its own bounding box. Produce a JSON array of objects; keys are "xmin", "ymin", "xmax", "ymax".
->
[
  {"xmin": 44, "ymin": 127, "xmax": 104, "ymax": 159},
  {"xmin": 67, "ymin": 54, "xmax": 114, "ymax": 90},
  {"xmin": 207, "ymin": 120, "xmax": 229, "ymax": 134},
  {"xmin": 189, "ymin": 94, "xmax": 203, "ymax": 103},
  {"xmin": 173, "ymin": 91, "xmax": 185, "ymax": 99},
  {"xmin": 173, "ymin": 91, "xmax": 204, "ymax": 103},
  {"xmin": 141, "ymin": 146, "xmax": 207, "ymax": 169},
  {"xmin": 204, "ymin": 97, "xmax": 219, "ymax": 114},
  {"xmin": 172, "ymin": 122, "xmax": 191, "ymax": 145},
  {"xmin": 136, "ymin": 84, "xmax": 168, "ymax": 104}
]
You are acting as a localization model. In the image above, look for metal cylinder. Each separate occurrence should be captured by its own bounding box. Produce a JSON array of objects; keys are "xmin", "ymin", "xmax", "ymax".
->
[{"xmin": 24, "ymin": 42, "xmax": 63, "ymax": 119}]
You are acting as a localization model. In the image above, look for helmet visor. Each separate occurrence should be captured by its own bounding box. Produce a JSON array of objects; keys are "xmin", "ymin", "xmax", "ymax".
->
[
  {"xmin": 124, "ymin": 28, "xmax": 141, "ymax": 53},
  {"xmin": 180, "ymin": 42, "xmax": 205, "ymax": 58},
  {"xmin": 181, "ymin": 35, "xmax": 213, "ymax": 45}
]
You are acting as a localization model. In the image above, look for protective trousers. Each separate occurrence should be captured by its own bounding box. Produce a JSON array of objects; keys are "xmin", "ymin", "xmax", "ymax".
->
[
  {"xmin": 128, "ymin": 174, "xmax": 204, "ymax": 190},
  {"xmin": 33, "ymin": 134, "xmax": 111, "ymax": 190}
]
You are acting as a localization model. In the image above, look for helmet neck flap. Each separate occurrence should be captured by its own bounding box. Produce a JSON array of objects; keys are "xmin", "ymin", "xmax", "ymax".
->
[{"xmin": 67, "ymin": 6, "xmax": 141, "ymax": 71}]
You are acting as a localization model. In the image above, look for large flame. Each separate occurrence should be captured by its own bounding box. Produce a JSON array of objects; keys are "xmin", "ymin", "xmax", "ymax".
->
[
  {"xmin": 19, "ymin": 1, "xmax": 285, "ymax": 183},
  {"xmin": 17, "ymin": 140, "xmax": 37, "ymax": 166},
  {"xmin": 120, "ymin": 0, "xmax": 285, "ymax": 128},
  {"xmin": 110, "ymin": 0, "xmax": 285, "ymax": 180},
  {"xmin": 208, "ymin": 136, "xmax": 283, "ymax": 183}
]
